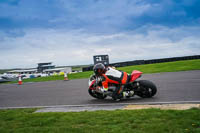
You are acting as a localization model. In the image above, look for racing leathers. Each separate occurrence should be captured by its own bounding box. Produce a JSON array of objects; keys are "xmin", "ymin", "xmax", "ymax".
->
[{"xmin": 101, "ymin": 67, "xmax": 128, "ymax": 99}]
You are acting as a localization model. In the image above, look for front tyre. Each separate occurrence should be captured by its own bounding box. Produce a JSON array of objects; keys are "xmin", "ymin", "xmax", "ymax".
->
[
  {"xmin": 137, "ymin": 80, "xmax": 157, "ymax": 98},
  {"xmin": 88, "ymin": 89, "xmax": 107, "ymax": 99}
]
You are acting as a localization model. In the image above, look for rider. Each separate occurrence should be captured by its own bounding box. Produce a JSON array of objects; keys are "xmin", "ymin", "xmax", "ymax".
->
[{"xmin": 93, "ymin": 63, "xmax": 129, "ymax": 101}]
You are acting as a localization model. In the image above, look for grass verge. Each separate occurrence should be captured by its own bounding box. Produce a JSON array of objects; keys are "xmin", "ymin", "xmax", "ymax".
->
[
  {"xmin": 118, "ymin": 59, "xmax": 200, "ymax": 74},
  {"xmin": 69, "ymin": 59, "xmax": 200, "ymax": 76},
  {"xmin": 0, "ymin": 108, "xmax": 200, "ymax": 133},
  {"xmin": 3, "ymin": 59, "xmax": 200, "ymax": 84}
]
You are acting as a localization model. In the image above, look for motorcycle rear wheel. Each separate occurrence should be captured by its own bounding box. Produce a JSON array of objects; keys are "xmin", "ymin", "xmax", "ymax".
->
[
  {"xmin": 88, "ymin": 89, "xmax": 107, "ymax": 99},
  {"xmin": 137, "ymin": 80, "xmax": 157, "ymax": 98}
]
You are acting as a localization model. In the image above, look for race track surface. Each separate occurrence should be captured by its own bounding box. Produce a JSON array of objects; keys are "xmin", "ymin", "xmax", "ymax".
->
[{"xmin": 0, "ymin": 70, "xmax": 200, "ymax": 108}]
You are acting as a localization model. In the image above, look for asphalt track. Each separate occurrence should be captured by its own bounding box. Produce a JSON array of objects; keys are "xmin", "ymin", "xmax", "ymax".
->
[{"xmin": 0, "ymin": 70, "xmax": 200, "ymax": 110}]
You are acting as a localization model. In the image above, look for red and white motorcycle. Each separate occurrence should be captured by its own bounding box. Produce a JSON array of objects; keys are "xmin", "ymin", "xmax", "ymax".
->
[{"xmin": 88, "ymin": 70, "xmax": 157, "ymax": 100}]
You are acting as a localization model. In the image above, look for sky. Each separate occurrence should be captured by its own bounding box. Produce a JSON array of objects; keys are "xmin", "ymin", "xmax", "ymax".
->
[{"xmin": 0, "ymin": 0, "xmax": 200, "ymax": 69}]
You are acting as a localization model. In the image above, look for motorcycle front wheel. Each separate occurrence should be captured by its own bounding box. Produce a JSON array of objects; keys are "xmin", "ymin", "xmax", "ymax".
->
[{"xmin": 88, "ymin": 89, "xmax": 107, "ymax": 99}]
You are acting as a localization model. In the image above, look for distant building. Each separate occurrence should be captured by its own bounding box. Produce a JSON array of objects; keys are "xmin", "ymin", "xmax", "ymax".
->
[
  {"xmin": 37, "ymin": 62, "xmax": 55, "ymax": 73},
  {"xmin": 6, "ymin": 62, "xmax": 73, "ymax": 79},
  {"xmin": 8, "ymin": 62, "xmax": 72, "ymax": 75},
  {"xmin": 7, "ymin": 69, "xmax": 37, "ymax": 74},
  {"xmin": 43, "ymin": 67, "xmax": 72, "ymax": 74},
  {"xmin": 93, "ymin": 55, "xmax": 109, "ymax": 66}
]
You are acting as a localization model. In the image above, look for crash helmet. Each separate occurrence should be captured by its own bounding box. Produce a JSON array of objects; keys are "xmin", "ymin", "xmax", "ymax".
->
[{"xmin": 93, "ymin": 63, "xmax": 106, "ymax": 76}]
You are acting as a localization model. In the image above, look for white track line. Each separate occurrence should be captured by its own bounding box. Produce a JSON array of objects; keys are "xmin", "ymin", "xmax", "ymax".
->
[{"xmin": 1, "ymin": 101, "xmax": 200, "ymax": 110}]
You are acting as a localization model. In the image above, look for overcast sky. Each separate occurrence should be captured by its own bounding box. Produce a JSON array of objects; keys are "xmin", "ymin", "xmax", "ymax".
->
[{"xmin": 0, "ymin": 0, "xmax": 200, "ymax": 69}]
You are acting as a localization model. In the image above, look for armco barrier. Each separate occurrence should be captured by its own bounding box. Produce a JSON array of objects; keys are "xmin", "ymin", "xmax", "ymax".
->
[
  {"xmin": 144, "ymin": 55, "xmax": 200, "ymax": 64},
  {"xmin": 82, "ymin": 55, "xmax": 200, "ymax": 72},
  {"xmin": 82, "ymin": 66, "xmax": 93, "ymax": 72}
]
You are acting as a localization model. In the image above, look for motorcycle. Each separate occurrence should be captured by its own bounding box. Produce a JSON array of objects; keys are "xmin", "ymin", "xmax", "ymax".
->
[{"xmin": 88, "ymin": 70, "xmax": 157, "ymax": 100}]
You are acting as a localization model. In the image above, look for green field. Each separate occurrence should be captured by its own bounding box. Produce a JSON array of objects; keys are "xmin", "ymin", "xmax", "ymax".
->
[
  {"xmin": 0, "ymin": 108, "xmax": 200, "ymax": 133},
  {"xmin": 118, "ymin": 59, "xmax": 200, "ymax": 74},
  {"xmin": 3, "ymin": 59, "xmax": 200, "ymax": 84}
]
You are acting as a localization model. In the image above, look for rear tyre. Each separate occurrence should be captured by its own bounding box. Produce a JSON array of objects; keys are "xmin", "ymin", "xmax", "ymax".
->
[
  {"xmin": 88, "ymin": 89, "xmax": 107, "ymax": 99},
  {"xmin": 137, "ymin": 80, "xmax": 157, "ymax": 98}
]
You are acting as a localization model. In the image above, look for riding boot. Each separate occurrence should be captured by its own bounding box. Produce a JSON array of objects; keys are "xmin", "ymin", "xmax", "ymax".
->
[{"xmin": 112, "ymin": 85, "xmax": 123, "ymax": 100}]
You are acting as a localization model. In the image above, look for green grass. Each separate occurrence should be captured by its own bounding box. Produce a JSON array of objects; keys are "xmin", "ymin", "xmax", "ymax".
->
[
  {"xmin": 0, "ymin": 108, "xmax": 200, "ymax": 133},
  {"xmin": 118, "ymin": 59, "xmax": 200, "ymax": 74},
  {"xmin": 3, "ymin": 59, "xmax": 200, "ymax": 84}
]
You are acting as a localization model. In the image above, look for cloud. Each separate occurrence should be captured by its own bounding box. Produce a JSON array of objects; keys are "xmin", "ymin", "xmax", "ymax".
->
[
  {"xmin": 0, "ymin": 25, "xmax": 200, "ymax": 69},
  {"xmin": 5, "ymin": 0, "xmax": 200, "ymax": 32},
  {"xmin": 0, "ymin": 0, "xmax": 200, "ymax": 68}
]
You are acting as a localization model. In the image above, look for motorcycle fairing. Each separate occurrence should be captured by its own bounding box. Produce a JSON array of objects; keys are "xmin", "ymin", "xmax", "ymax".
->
[
  {"xmin": 89, "ymin": 80, "xmax": 96, "ymax": 90},
  {"xmin": 130, "ymin": 70, "xmax": 143, "ymax": 82}
]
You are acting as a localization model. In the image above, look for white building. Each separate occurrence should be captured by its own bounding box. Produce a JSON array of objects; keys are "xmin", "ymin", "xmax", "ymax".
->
[
  {"xmin": 5, "ymin": 64, "xmax": 72, "ymax": 79},
  {"xmin": 7, "ymin": 69, "xmax": 37, "ymax": 74},
  {"xmin": 43, "ymin": 67, "xmax": 72, "ymax": 74}
]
